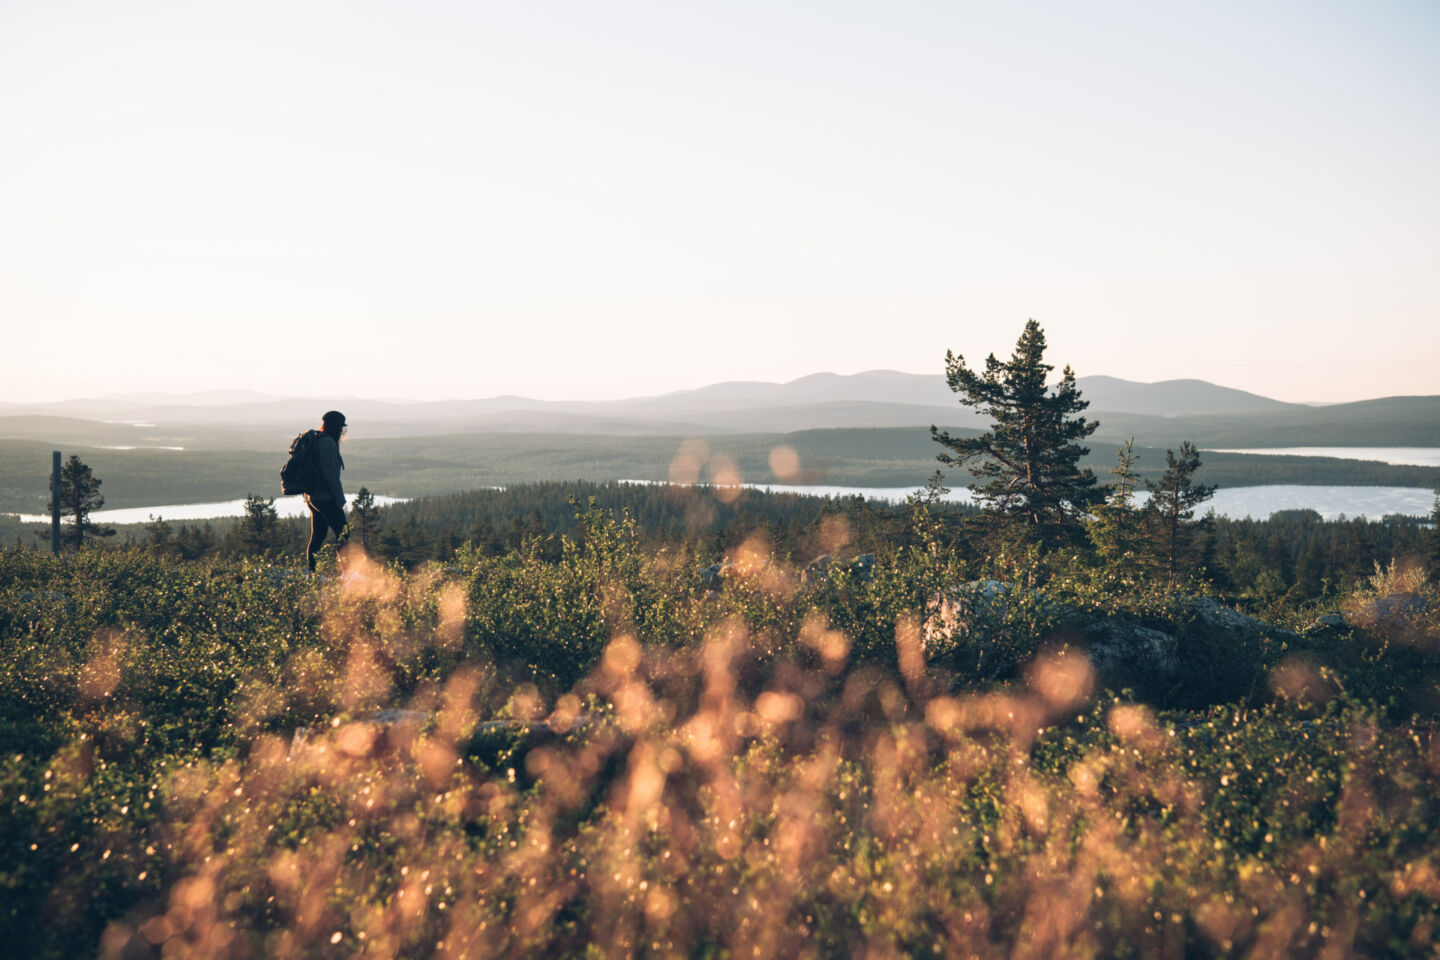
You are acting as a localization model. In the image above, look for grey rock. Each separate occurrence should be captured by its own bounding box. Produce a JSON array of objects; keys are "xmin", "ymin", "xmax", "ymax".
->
[
  {"xmin": 1305, "ymin": 614, "xmax": 1348, "ymax": 635},
  {"xmin": 922, "ymin": 580, "xmax": 1013, "ymax": 648},
  {"xmin": 963, "ymin": 579, "xmax": 1009, "ymax": 600},
  {"xmin": 1084, "ymin": 620, "xmax": 1180, "ymax": 678},
  {"xmin": 1190, "ymin": 596, "xmax": 1300, "ymax": 643},
  {"xmin": 1192, "ymin": 597, "xmax": 1261, "ymax": 633}
]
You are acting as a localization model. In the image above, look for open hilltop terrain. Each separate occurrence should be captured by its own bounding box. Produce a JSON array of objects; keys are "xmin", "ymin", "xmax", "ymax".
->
[
  {"xmin": 5, "ymin": 0, "xmax": 1437, "ymax": 952},
  {"xmin": 4, "ymin": 362, "xmax": 1440, "ymax": 957},
  {"xmin": 3, "ymin": 480, "xmax": 1440, "ymax": 958}
]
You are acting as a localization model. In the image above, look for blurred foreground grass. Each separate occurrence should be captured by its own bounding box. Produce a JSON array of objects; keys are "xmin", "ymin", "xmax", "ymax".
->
[{"xmin": 2, "ymin": 515, "xmax": 1439, "ymax": 958}]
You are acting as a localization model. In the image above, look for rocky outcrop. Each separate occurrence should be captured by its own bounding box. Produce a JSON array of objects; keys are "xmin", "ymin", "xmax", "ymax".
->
[
  {"xmin": 1305, "ymin": 614, "xmax": 1347, "ymax": 635},
  {"xmin": 1082, "ymin": 619, "xmax": 1179, "ymax": 679},
  {"xmin": 923, "ymin": 582, "xmax": 1302, "ymax": 706},
  {"xmin": 923, "ymin": 580, "xmax": 1060, "ymax": 646}
]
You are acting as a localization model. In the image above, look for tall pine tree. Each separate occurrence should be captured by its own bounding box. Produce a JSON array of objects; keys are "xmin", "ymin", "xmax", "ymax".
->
[
  {"xmin": 49, "ymin": 455, "xmax": 115, "ymax": 550},
  {"xmin": 931, "ymin": 320, "xmax": 1100, "ymax": 552}
]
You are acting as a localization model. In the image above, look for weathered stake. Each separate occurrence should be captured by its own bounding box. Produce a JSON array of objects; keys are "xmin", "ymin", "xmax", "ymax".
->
[{"xmin": 51, "ymin": 450, "xmax": 61, "ymax": 556}]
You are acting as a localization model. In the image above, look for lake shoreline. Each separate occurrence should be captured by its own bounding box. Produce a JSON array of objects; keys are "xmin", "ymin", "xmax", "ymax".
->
[
  {"xmin": 9, "ymin": 493, "xmax": 409, "ymax": 526},
  {"xmin": 12, "ymin": 483, "xmax": 1433, "ymax": 526}
]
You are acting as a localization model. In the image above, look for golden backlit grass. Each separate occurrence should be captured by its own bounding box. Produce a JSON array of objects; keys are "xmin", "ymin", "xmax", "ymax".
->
[
  {"xmin": 77, "ymin": 551, "xmax": 1440, "ymax": 959},
  {"xmin": 3, "ymin": 520, "xmax": 1440, "ymax": 958}
]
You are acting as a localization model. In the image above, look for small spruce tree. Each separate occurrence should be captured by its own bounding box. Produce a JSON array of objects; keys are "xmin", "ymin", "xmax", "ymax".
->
[
  {"xmin": 1429, "ymin": 490, "xmax": 1440, "ymax": 582},
  {"xmin": 144, "ymin": 515, "xmax": 177, "ymax": 558},
  {"xmin": 349, "ymin": 487, "xmax": 381, "ymax": 551},
  {"xmin": 1146, "ymin": 441, "xmax": 1216, "ymax": 586},
  {"xmin": 909, "ymin": 470, "xmax": 951, "ymax": 509},
  {"xmin": 176, "ymin": 522, "xmax": 218, "ymax": 560},
  {"xmin": 1087, "ymin": 438, "xmax": 1151, "ymax": 578},
  {"xmin": 227, "ymin": 494, "xmax": 283, "ymax": 557}
]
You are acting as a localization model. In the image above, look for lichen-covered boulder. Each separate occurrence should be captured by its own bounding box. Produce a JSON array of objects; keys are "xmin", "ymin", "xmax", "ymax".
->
[
  {"xmin": 1082, "ymin": 618, "xmax": 1180, "ymax": 683},
  {"xmin": 921, "ymin": 580, "xmax": 1032, "ymax": 645},
  {"xmin": 1190, "ymin": 597, "xmax": 1297, "ymax": 642},
  {"xmin": 922, "ymin": 583, "xmax": 1304, "ymax": 707}
]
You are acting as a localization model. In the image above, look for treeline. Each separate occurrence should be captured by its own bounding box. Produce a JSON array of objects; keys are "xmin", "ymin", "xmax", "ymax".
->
[
  {"xmin": 1179, "ymin": 450, "xmax": 1440, "ymax": 489},
  {"xmin": 118, "ymin": 482, "xmax": 978, "ymax": 570},
  {"xmin": 5, "ymin": 431, "xmax": 1436, "ymax": 518},
  {"xmin": 366, "ymin": 481, "xmax": 977, "ymax": 559},
  {"xmin": 1205, "ymin": 508, "xmax": 1434, "ymax": 603},
  {"xmin": 91, "ymin": 480, "xmax": 1436, "ymax": 608}
]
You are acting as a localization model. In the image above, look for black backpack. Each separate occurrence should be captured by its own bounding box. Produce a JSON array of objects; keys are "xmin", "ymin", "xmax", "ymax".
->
[{"xmin": 280, "ymin": 430, "xmax": 323, "ymax": 496}]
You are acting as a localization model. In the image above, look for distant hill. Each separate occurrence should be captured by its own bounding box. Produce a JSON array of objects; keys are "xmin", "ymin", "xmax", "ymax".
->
[
  {"xmin": 1077, "ymin": 376, "xmax": 1299, "ymax": 417},
  {"xmin": 1088, "ymin": 396, "xmax": 1440, "ymax": 448},
  {"xmin": 1, "ymin": 373, "xmax": 1435, "ymax": 449},
  {"xmin": 0, "ymin": 370, "xmax": 1285, "ymax": 425}
]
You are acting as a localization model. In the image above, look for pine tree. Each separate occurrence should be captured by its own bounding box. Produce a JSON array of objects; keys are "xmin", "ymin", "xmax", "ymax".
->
[
  {"xmin": 1146, "ymin": 441, "xmax": 1216, "ymax": 585},
  {"xmin": 227, "ymin": 494, "xmax": 283, "ymax": 557},
  {"xmin": 349, "ymin": 487, "xmax": 381, "ymax": 551},
  {"xmin": 48, "ymin": 455, "xmax": 115, "ymax": 550},
  {"xmin": 931, "ymin": 320, "xmax": 1100, "ymax": 552},
  {"xmin": 175, "ymin": 522, "xmax": 218, "ymax": 560},
  {"xmin": 1428, "ymin": 490, "xmax": 1440, "ymax": 582},
  {"xmin": 144, "ymin": 515, "xmax": 177, "ymax": 558}
]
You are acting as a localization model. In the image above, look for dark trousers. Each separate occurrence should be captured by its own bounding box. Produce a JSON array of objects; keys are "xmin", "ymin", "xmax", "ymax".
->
[{"xmin": 304, "ymin": 495, "xmax": 348, "ymax": 570}]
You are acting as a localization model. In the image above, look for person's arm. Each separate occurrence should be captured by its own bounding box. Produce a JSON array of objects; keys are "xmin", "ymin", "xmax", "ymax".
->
[{"xmin": 315, "ymin": 436, "xmax": 346, "ymax": 506}]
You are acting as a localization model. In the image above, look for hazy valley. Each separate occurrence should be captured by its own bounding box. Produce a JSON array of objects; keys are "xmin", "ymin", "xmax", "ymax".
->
[{"xmin": 3, "ymin": 371, "xmax": 1438, "ymax": 519}]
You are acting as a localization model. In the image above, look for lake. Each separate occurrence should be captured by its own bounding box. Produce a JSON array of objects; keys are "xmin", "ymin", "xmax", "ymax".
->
[
  {"xmin": 9, "ymin": 484, "xmax": 1435, "ymax": 526},
  {"xmin": 1202, "ymin": 447, "xmax": 1440, "ymax": 467},
  {"xmin": 11, "ymin": 494, "xmax": 408, "ymax": 526},
  {"xmin": 731, "ymin": 483, "xmax": 1437, "ymax": 521}
]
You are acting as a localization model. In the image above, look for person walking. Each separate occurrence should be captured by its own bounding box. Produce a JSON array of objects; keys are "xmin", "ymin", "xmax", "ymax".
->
[{"xmin": 304, "ymin": 410, "xmax": 349, "ymax": 571}]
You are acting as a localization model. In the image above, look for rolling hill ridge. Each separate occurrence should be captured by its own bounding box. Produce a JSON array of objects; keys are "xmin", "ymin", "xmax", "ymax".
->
[{"xmin": 2, "ymin": 372, "xmax": 1428, "ymax": 448}]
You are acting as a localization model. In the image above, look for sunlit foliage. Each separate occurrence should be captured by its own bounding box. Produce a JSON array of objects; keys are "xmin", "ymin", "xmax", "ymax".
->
[{"xmin": 2, "ymin": 499, "xmax": 1439, "ymax": 957}]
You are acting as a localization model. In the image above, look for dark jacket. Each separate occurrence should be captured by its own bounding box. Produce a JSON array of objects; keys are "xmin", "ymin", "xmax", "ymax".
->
[{"xmin": 310, "ymin": 435, "xmax": 345, "ymax": 505}]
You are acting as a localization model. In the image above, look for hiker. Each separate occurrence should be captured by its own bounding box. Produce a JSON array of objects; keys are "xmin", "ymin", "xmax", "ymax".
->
[{"xmin": 303, "ymin": 410, "xmax": 349, "ymax": 571}]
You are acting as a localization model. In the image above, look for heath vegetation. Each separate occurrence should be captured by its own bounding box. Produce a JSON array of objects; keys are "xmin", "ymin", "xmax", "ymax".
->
[{"xmin": 5, "ymin": 325, "xmax": 1440, "ymax": 957}]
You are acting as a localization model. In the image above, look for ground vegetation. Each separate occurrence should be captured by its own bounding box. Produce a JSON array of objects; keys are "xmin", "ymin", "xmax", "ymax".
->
[{"xmin": 2, "ymin": 481, "xmax": 1439, "ymax": 956}]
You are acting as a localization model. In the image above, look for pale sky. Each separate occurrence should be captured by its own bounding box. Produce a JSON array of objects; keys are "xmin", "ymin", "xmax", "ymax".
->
[{"xmin": 2, "ymin": 0, "xmax": 1436, "ymax": 404}]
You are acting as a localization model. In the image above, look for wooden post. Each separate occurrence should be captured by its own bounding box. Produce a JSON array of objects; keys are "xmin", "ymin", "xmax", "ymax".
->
[{"xmin": 51, "ymin": 451, "xmax": 61, "ymax": 556}]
